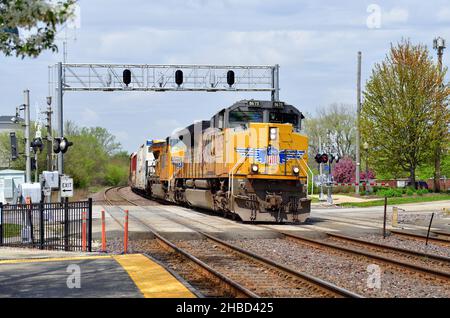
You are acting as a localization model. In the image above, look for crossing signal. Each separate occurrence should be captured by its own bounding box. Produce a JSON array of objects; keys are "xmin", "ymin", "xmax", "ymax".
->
[
  {"xmin": 123, "ymin": 69, "xmax": 131, "ymax": 86},
  {"xmin": 314, "ymin": 153, "xmax": 322, "ymax": 164},
  {"xmin": 53, "ymin": 137, "xmax": 73, "ymax": 154},
  {"xmin": 315, "ymin": 153, "xmax": 330, "ymax": 164},
  {"xmin": 31, "ymin": 137, "xmax": 44, "ymax": 153}
]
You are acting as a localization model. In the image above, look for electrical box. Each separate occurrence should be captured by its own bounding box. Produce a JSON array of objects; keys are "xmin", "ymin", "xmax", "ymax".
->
[
  {"xmin": 18, "ymin": 183, "xmax": 42, "ymax": 203},
  {"xmin": 43, "ymin": 171, "xmax": 59, "ymax": 188}
]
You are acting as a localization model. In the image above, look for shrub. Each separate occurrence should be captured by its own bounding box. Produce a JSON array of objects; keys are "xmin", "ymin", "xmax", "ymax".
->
[
  {"xmin": 416, "ymin": 188, "xmax": 429, "ymax": 196},
  {"xmin": 405, "ymin": 188, "xmax": 415, "ymax": 196},
  {"xmin": 376, "ymin": 188, "xmax": 403, "ymax": 198},
  {"xmin": 105, "ymin": 164, "xmax": 128, "ymax": 186}
]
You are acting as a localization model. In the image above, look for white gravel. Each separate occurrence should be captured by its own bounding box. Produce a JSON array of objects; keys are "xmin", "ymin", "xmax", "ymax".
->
[
  {"xmin": 354, "ymin": 234, "xmax": 450, "ymax": 258},
  {"xmin": 231, "ymin": 238, "xmax": 450, "ymax": 298}
]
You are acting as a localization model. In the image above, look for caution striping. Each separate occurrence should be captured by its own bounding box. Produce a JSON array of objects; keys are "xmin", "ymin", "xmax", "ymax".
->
[
  {"xmin": 332, "ymin": 182, "xmax": 391, "ymax": 187},
  {"xmin": 113, "ymin": 254, "xmax": 196, "ymax": 298}
]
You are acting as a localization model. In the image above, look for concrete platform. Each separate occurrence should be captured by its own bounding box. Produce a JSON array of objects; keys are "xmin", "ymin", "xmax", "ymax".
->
[
  {"xmin": 94, "ymin": 204, "xmax": 283, "ymax": 241},
  {"xmin": 0, "ymin": 254, "xmax": 196, "ymax": 298}
]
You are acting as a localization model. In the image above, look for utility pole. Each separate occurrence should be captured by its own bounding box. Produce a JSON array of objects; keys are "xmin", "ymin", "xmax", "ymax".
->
[
  {"xmin": 56, "ymin": 62, "xmax": 64, "ymax": 202},
  {"xmin": 355, "ymin": 52, "xmax": 362, "ymax": 195},
  {"xmin": 24, "ymin": 90, "xmax": 31, "ymax": 183},
  {"xmin": 45, "ymin": 97, "xmax": 53, "ymax": 171},
  {"xmin": 433, "ymin": 37, "xmax": 446, "ymax": 192}
]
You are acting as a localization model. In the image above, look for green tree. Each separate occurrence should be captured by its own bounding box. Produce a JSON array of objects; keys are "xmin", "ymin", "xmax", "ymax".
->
[
  {"xmin": 0, "ymin": 0, "xmax": 75, "ymax": 58},
  {"xmin": 361, "ymin": 40, "xmax": 450, "ymax": 188},
  {"xmin": 304, "ymin": 103, "xmax": 356, "ymax": 169}
]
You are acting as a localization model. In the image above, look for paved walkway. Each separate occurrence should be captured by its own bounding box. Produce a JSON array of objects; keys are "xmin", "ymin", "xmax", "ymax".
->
[{"xmin": 0, "ymin": 253, "xmax": 196, "ymax": 298}]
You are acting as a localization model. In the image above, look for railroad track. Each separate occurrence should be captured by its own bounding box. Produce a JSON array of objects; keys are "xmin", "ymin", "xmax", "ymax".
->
[
  {"xmin": 260, "ymin": 227, "xmax": 450, "ymax": 281},
  {"xmin": 104, "ymin": 187, "xmax": 362, "ymax": 298},
  {"xmin": 432, "ymin": 230, "xmax": 450, "ymax": 240},
  {"xmin": 389, "ymin": 229, "xmax": 450, "ymax": 245}
]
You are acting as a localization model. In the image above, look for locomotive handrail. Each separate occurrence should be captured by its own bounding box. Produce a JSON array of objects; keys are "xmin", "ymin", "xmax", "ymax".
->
[
  {"xmin": 301, "ymin": 157, "xmax": 314, "ymax": 196},
  {"xmin": 296, "ymin": 158, "xmax": 310, "ymax": 196},
  {"xmin": 228, "ymin": 152, "xmax": 249, "ymax": 211}
]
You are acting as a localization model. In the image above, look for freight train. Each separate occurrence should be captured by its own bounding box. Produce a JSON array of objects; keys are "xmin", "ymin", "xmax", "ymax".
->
[{"xmin": 129, "ymin": 99, "xmax": 311, "ymax": 223}]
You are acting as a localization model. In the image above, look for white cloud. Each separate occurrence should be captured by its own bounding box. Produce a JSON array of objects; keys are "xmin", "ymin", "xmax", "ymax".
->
[
  {"xmin": 437, "ymin": 7, "xmax": 450, "ymax": 21},
  {"xmin": 382, "ymin": 7, "xmax": 409, "ymax": 25}
]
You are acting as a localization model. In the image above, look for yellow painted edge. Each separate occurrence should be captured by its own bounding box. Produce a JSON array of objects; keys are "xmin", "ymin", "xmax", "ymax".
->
[
  {"xmin": 113, "ymin": 254, "xmax": 196, "ymax": 298},
  {"xmin": 0, "ymin": 255, "xmax": 112, "ymax": 265}
]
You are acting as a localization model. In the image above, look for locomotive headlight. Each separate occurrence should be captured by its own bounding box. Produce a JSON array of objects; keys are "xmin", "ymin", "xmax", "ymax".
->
[
  {"xmin": 251, "ymin": 164, "xmax": 259, "ymax": 173},
  {"xmin": 293, "ymin": 166, "xmax": 300, "ymax": 175},
  {"xmin": 269, "ymin": 127, "xmax": 277, "ymax": 140}
]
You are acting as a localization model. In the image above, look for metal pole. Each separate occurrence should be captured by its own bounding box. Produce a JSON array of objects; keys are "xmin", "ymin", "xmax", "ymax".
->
[
  {"xmin": 24, "ymin": 90, "xmax": 31, "ymax": 183},
  {"xmin": 425, "ymin": 213, "xmax": 434, "ymax": 246},
  {"xmin": 383, "ymin": 196, "xmax": 387, "ymax": 238},
  {"xmin": 355, "ymin": 52, "xmax": 362, "ymax": 195},
  {"xmin": 272, "ymin": 64, "xmax": 280, "ymax": 101},
  {"xmin": 319, "ymin": 136, "xmax": 324, "ymax": 201},
  {"xmin": 56, "ymin": 62, "xmax": 63, "ymax": 202},
  {"xmin": 46, "ymin": 103, "xmax": 53, "ymax": 171},
  {"xmin": 366, "ymin": 148, "xmax": 369, "ymax": 194},
  {"xmin": 34, "ymin": 152, "xmax": 38, "ymax": 183},
  {"xmin": 434, "ymin": 43, "xmax": 444, "ymax": 193}
]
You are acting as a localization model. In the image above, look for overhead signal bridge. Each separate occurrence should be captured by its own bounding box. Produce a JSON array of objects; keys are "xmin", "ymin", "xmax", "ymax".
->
[
  {"xmin": 49, "ymin": 63, "xmax": 280, "ymax": 99},
  {"xmin": 47, "ymin": 63, "xmax": 281, "ymax": 188}
]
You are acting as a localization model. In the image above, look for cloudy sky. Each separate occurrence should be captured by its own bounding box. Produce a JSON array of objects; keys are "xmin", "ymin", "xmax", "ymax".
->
[{"xmin": 1, "ymin": 0, "xmax": 449, "ymax": 152}]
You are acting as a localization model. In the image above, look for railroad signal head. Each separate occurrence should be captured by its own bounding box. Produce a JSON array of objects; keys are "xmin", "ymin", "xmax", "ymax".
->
[
  {"xmin": 10, "ymin": 132, "xmax": 18, "ymax": 161},
  {"xmin": 175, "ymin": 70, "xmax": 183, "ymax": 86},
  {"xmin": 31, "ymin": 158, "xmax": 36, "ymax": 171},
  {"xmin": 227, "ymin": 70, "xmax": 235, "ymax": 87},
  {"xmin": 123, "ymin": 69, "xmax": 131, "ymax": 86}
]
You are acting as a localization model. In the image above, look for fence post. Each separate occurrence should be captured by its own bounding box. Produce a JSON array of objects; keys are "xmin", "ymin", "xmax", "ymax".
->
[
  {"xmin": 82, "ymin": 210, "xmax": 87, "ymax": 252},
  {"xmin": 101, "ymin": 210, "xmax": 106, "ymax": 253},
  {"xmin": 383, "ymin": 196, "xmax": 387, "ymax": 239},
  {"xmin": 64, "ymin": 197, "xmax": 69, "ymax": 251},
  {"xmin": 425, "ymin": 213, "xmax": 434, "ymax": 246},
  {"xmin": 0, "ymin": 203, "xmax": 3, "ymax": 246},
  {"xmin": 27, "ymin": 199, "xmax": 35, "ymax": 246},
  {"xmin": 88, "ymin": 198, "xmax": 92, "ymax": 252},
  {"xmin": 124, "ymin": 210, "xmax": 129, "ymax": 254},
  {"xmin": 39, "ymin": 201, "xmax": 44, "ymax": 250}
]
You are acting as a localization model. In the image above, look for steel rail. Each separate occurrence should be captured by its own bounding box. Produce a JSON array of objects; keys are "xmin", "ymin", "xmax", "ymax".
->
[
  {"xmin": 326, "ymin": 232, "xmax": 450, "ymax": 264},
  {"xmin": 103, "ymin": 187, "xmax": 258, "ymax": 298},
  {"xmin": 390, "ymin": 229, "xmax": 450, "ymax": 245},
  {"xmin": 112, "ymin": 187, "xmax": 362, "ymax": 298},
  {"xmin": 266, "ymin": 228, "xmax": 450, "ymax": 280}
]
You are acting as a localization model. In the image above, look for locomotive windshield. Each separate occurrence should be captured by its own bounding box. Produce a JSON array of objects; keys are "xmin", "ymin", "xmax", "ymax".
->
[
  {"xmin": 269, "ymin": 112, "xmax": 299, "ymax": 126},
  {"xmin": 229, "ymin": 110, "xmax": 263, "ymax": 128}
]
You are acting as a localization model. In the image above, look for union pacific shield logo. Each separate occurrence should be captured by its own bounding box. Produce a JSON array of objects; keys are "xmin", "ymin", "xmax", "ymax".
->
[{"xmin": 267, "ymin": 146, "xmax": 279, "ymax": 165}]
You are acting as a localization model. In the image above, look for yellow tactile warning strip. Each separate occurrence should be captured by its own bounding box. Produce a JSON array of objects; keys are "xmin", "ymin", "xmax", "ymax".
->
[
  {"xmin": 0, "ymin": 255, "xmax": 111, "ymax": 264},
  {"xmin": 113, "ymin": 254, "xmax": 196, "ymax": 298}
]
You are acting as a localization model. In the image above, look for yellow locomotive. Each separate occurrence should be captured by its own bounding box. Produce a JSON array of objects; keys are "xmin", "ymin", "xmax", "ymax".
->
[{"xmin": 130, "ymin": 100, "xmax": 311, "ymax": 223}]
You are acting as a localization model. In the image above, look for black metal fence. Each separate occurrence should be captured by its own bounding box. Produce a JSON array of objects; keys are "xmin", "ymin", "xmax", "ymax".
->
[{"xmin": 0, "ymin": 198, "xmax": 92, "ymax": 252}]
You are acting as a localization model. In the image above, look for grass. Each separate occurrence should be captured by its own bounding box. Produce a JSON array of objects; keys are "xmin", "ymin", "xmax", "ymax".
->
[
  {"xmin": 337, "ymin": 194, "xmax": 450, "ymax": 207},
  {"xmin": 2, "ymin": 224, "xmax": 22, "ymax": 238}
]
